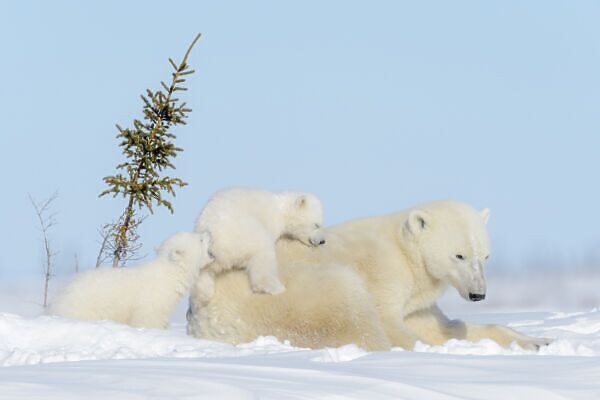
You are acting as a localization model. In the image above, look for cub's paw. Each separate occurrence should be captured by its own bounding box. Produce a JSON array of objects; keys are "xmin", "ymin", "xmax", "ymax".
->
[
  {"xmin": 196, "ymin": 291, "xmax": 213, "ymax": 306},
  {"xmin": 252, "ymin": 277, "xmax": 286, "ymax": 295}
]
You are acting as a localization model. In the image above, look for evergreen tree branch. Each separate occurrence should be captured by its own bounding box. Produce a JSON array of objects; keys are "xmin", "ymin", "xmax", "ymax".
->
[{"xmin": 99, "ymin": 33, "xmax": 200, "ymax": 267}]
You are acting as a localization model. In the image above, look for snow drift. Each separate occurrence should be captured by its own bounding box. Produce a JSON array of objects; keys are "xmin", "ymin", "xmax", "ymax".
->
[
  {"xmin": 2, "ymin": 309, "xmax": 600, "ymax": 367},
  {"xmin": 1, "ymin": 310, "xmax": 600, "ymax": 399}
]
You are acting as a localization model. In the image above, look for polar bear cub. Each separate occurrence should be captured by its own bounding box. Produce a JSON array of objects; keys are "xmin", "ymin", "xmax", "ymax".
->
[
  {"xmin": 49, "ymin": 231, "xmax": 213, "ymax": 329},
  {"xmin": 194, "ymin": 188, "xmax": 326, "ymax": 302}
]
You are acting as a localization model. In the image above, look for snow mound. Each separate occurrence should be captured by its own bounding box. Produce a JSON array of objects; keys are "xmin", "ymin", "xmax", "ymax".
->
[
  {"xmin": 0, "ymin": 313, "xmax": 303, "ymax": 367},
  {"xmin": 2, "ymin": 310, "xmax": 600, "ymax": 399},
  {"xmin": 413, "ymin": 308, "xmax": 600, "ymax": 356},
  {"xmin": 2, "ymin": 309, "xmax": 600, "ymax": 367},
  {"xmin": 311, "ymin": 344, "xmax": 368, "ymax": 362},
  {"xmin": 414, "ymin": 338, "xmax": 595, "ymax": 356}
]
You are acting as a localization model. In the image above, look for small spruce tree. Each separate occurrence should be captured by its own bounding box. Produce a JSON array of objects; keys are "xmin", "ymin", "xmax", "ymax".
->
[{"xmin": 99, "ymin": 34, "xmax": 201, "ymax": 267}]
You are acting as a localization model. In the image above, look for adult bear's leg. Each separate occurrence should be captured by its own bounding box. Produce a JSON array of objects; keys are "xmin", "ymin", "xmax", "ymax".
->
[{"xmin": 404, "ymin": 304, "xmax": 551, "ymax": 350}]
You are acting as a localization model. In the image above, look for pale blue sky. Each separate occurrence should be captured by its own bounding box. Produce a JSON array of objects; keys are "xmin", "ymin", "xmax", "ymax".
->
[{"xmin": 1, "ymin": 1, "xmax": 599, "ymax": 278}]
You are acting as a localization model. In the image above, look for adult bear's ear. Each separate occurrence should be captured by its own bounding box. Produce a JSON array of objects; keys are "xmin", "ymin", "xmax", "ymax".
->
[
  {"xmin": 480, "ymin": 208, "xmax": 490, "ymax": 224},
  {"xmin": 295, "ymin": 195, "xmax": 307, "ymax": 209},
  {"xmin": 405, "ymin": 209, "xmax": 430, "ymax": 235}
]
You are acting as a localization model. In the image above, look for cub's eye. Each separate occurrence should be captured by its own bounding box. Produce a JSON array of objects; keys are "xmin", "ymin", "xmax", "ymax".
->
[
  {"xmin": 455, "ymin": 254, "xmax": 465, "ymax": 260},
  {"xmin": 485, "ymin": 255, "xmax": 490, "ymax": 260},
  {"xmin": 314, "ymin": 223, "xmax": 321, "ymax": 229}
]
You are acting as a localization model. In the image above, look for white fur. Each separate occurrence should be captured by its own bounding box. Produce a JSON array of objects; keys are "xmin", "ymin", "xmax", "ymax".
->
[
  {"xmin": 193, "ymin": 188, "xmax": 325, "ymax": 300},
  {"xmin": 188, "ymin": 200, "xmax": 550, "ymax": 350},
  {"xmin": 49, "ymin": 232, "xmax": 213, "ymax": 329}
]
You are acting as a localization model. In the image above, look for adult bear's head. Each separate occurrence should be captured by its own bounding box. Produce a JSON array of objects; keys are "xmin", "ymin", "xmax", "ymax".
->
[{"xmin": 402, "ymin": 201, "xmax": 491, "ymax": 302}]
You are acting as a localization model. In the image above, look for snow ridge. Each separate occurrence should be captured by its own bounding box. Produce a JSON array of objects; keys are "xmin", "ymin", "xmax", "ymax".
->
[{"xmin": 2, "ymin": 309, "xmax": 600, "ymax": 367}]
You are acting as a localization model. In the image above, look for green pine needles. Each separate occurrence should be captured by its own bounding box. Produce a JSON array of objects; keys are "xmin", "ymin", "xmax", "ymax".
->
[{"xmin": 99, "ymin": 33, "xmax": 201, "ymax": 267}]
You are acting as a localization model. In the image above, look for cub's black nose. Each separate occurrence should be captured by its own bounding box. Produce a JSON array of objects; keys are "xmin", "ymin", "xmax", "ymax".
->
[
  {"xmin": 318, "ymin": 239, "xmax": 326, "ymax": 245},
  {"xmin": 469, "ymin": 293, "xmax": 486, "ymax": 301}
]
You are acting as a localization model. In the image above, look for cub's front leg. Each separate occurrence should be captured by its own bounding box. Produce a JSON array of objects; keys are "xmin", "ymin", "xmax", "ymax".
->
[
  {"xmin": 246, "ymin": 247, "xmax": 286, "ymax": 295},
  {"xmin": 193, "ymin": 269, "xmax": 216, "ymax": 305}
]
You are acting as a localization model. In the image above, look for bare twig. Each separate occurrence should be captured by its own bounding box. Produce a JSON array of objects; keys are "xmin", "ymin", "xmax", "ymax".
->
[
  {"xmin": 29, "ymin": 192, "xmax": 59, "ymax": 308},
  {"xmin": 74, "ymin": 253, "xmax": 80, "ymax": 273},
  {"xmin": 95, "ymin": 223, "xmax": 112, "ymax": 268},
  {"xmin": 96, "ymin": 215, "xmax": 147, "ymax": 268}
]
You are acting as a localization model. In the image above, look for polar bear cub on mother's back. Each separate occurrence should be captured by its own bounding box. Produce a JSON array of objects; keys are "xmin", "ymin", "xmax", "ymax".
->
[{"xmin": 194, "ymin": 188, "xmax": 326, "ymax": 302}]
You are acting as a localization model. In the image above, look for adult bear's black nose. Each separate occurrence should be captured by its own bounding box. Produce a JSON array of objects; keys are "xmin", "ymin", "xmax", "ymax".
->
[
  {"xmin": 469, "ymin": 293, "xmax": 486, "ymax": 301},
  {"xmin": 318, "ymin": 239, "xmax": 326, "ymax": 245}
]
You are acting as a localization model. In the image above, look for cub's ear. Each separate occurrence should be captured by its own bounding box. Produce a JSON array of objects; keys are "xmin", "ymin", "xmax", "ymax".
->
[
  {"xmin": 295, "ymin": 195, "xmax": 307, "ymax": 209},
  {"xmin": 169, "ymin": 248, "xmax": 185, "ymax": 263},
  {"xmin": 480, "ymin": 208, "xmax": 490, "ymax": 224},
  {"xmin": 405, "ymin": 209, "xmax": 430, "ymax": 235},
  {"xmin": 198, "ymin": 230, "xmax": 212, "ymax": 246}
]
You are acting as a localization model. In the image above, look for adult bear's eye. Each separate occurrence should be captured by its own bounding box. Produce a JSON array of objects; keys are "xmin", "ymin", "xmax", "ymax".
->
[{"xmin": 455, "ymin": 254, "xmax": 465, "ymax": 260}]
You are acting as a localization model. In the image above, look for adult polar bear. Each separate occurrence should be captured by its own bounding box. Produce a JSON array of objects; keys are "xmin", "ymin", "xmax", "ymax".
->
[{"xmin": 188, "ymin": 200, "xmax": 549, "ymax": 351}]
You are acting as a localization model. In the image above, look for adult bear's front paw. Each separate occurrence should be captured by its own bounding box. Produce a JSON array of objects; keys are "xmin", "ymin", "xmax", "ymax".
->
[{"xmin": 517, "ymin": 336, "xmax": 553, "ymax": 351}]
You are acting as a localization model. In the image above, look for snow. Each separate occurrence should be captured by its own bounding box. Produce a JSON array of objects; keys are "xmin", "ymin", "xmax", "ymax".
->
[
  {"xmin": 1, "ymin": 310, "xmax": 600, "ymax": 399},
  {"xmin": 1, "ymin": 275, "xmax": 599, "ymax": 399},
  {"xmin": 2, "ymin": 309, "xmax": 600, "ymax": 367}
]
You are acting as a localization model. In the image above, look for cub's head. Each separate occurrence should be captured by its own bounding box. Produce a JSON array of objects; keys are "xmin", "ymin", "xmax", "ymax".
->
[
  {"xmin": 402, "ymin": 201, "xmax": 491, "ymax": 302},
  {"xmin": 156, "ymin": 231, "xmax": 214, "ymax": 275},
  {"xmin": 281, "ymin": 192, "xmax": 326, "ymax": 247}
]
